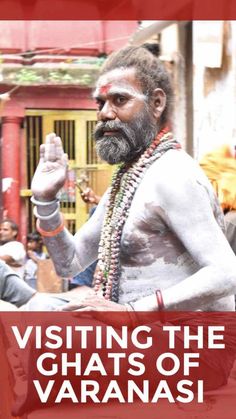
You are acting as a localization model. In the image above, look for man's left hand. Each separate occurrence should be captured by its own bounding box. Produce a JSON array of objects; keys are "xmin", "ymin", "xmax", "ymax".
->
[
  {"xmin": 58, "ymin": 295, "xmax": 127, "ymax": 312},
  {"xmin": 56, "ymin": 296, "xmax": 138, "ymax": 329}
]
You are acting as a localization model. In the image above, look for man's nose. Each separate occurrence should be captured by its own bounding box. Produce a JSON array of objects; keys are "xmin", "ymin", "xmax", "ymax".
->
[{"xmin": 99, "ymin": 101, "xmax": 117, "ymax": 121}]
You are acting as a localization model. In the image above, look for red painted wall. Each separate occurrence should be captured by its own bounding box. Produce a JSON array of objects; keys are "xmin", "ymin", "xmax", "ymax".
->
[
  {"xmin": 0, "ymin": 21, "xmax": 137, "ymax": 54},
  {"xmin": 1, "ymin": 85, "xmax": 97, "ymax": 242},
  {"xmin": 0, "ymin": 20, "xmax": 138, "ymax": 240},
  {"xmin": 1, "ymin": 86, "xmax": 96, "ymax": 117}
]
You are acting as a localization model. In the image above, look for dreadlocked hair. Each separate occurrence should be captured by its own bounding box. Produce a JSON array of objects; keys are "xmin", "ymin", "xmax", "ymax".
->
[{"xmin": 99, "ymin": 45, "xmax": 174, "ymax": 127}]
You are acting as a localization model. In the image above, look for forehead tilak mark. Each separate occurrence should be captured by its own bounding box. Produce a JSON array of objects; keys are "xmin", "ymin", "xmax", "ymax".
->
[
  {"xmin": 93, "ymin": 84, "xmax": 147, "ymax": 101},
  {"xmin": 93, "ymin": 83, "xmax": 113, "ymax": 98},
  {"xmin": 99, "ymin": 83, "xmax": 112, "ymax": 96}
]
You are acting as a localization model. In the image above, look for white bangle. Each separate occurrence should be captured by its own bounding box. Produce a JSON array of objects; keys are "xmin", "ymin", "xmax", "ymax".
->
[
  {"xmin": 33, "ymin": 203, "xmax": 60, "ymax": 220},
  {"xmin": 31, "ymin": 196, "xmax": 59, "ymax": 206}
]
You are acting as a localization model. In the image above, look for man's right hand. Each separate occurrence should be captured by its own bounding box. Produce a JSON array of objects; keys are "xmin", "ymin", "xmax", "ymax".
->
[
  {"xmin": 80, "ymin": 187, "xmax": 101, "ymax": 205},
  {"xmin": 31, "ymin": 133, "xmax": 68, "ymax": 201}
]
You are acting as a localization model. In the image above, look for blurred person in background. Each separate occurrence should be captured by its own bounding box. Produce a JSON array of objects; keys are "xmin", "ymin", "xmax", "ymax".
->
[
  {"xmin": 24, "ymin": 231, "xmax": 48, "ymax": 289},
  {"xmin": 0, "ymin": 219, "xmax": 26, "ymax": 278},
  {"xmin": 0, "ymin": 259, "xmax": 36, "ymax": 310},
  {"xmin": 200, "ymin": 144, "xmax": 236, "ymax": 254}
]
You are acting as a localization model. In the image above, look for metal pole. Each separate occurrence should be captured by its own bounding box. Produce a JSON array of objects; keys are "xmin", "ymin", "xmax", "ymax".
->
[{"xmin": 129, "ymin": 21, "xmax": 175, "ymax": 46}]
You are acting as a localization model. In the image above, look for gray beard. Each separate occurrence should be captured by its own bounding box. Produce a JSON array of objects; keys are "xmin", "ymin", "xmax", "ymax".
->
[{"xmin": 94, "ymin": 109, "xmax": 158, "ymax": 164}]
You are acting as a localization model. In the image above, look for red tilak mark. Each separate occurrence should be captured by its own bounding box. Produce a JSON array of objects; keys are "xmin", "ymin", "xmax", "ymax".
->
[{"xmin": 99, "ymin": 84, "xmax": 112, "ymax": 95}]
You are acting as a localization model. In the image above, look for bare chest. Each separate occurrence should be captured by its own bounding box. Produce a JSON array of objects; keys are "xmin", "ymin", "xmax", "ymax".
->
[{"xmin": 119, "ymin": 196, "xmax": 186, "ymax": 268}]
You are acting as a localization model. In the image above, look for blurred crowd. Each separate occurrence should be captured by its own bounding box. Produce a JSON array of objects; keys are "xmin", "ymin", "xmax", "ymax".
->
[
  {"xmin": 0, "ymin": 186, "xmax": 100, "ymax": 310},
  {"xmin": 0, "ymin": 219, "xmax": 48, "ymax": 286}
]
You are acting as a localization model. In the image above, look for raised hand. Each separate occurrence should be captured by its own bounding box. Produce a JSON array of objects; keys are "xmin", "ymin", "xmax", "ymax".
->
[{"xmin": 31, "ymin": 133, "xmax": 68, "ymax": 201}]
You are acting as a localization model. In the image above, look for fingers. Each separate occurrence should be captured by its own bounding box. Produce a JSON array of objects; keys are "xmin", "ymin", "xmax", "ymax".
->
[
  {"xmin": 56, "ymin": 296, "xmax": 104, "ymax": 311},
  {"xmin": 56, "ymin": 302, "xmax": 84, "ymax": 311},
  {"xmin": 74, "ymin": 307, "xmax": 95, "ymax": 312},
  {"xmin": 56, "ymin": 296, "xmax": 122, "ymax": 313},
  {"xmin": 39, "ymin": 144, "xmax": 45, "ymax": 161},
  {"xmin": 81, "ymin": 188, "xmax": 95, "ymax": 204},
  {"xmin": 83, "ymin": 296, "xmax": 106, "ymax": 305},
  {"xmin": 45, "ymin": 132, "xmax": 60, "ymax": 145},
  {"xmin": 43, "ymin": 133, "xmax": 66, "ymax": 162},
  {"xmin": 81, "ymin": 190, "xmax": 90, "ymax": 202},
  {"xmin": 62, "ymin": 152, "xmax": 69, "ymax": 166}
]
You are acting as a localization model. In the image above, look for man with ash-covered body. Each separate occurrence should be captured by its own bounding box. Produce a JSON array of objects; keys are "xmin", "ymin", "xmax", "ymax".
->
[
  {"xmin": 31, "ymin": 46, "xmax": 236, "ymax": 314},
  {"xmin": 4, "ymin": 45, "xmax": 233, "ymax": 409}
]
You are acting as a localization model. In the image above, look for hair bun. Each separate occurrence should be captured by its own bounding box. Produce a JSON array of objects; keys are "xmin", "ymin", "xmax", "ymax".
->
[{"xmin": 142, "ymin": 43, "xmax": 160, "ymax": 57}]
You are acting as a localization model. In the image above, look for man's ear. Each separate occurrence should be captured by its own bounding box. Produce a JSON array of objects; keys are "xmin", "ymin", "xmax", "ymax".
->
[
  {"xmin": 152, "ymin": 88, "xmax": 166, "ymax": 120},
  {"xmin": 12, "ymin": 230, "xmax": 17, "ymax": 239}
]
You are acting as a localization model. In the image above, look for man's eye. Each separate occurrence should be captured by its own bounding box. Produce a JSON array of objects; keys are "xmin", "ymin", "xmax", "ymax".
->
[{"xmin": 114, "ymin": 96, "xmax": 127, "ymax": 106}]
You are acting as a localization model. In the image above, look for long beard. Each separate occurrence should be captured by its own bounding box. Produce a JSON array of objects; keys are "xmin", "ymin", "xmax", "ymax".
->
[{"xmin": 94, "ymin": 108, "xmax": 158, "ymax": 164}]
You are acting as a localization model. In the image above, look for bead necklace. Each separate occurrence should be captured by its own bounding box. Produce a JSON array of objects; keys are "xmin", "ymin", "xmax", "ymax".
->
[{"xmin": 93, "ymin": 127, "xmax": 181, "ymax": 302}]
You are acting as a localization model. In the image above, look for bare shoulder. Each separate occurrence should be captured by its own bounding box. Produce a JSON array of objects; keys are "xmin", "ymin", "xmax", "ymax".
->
[{"xmin": 148, "ymin": 149, "xmax": 213, "ymax": 201}]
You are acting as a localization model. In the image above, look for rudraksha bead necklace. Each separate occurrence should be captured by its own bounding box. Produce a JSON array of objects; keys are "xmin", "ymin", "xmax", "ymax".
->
[{"xmin": 93, "ymin": 127, "xmax": 181, "ymax": 302}]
